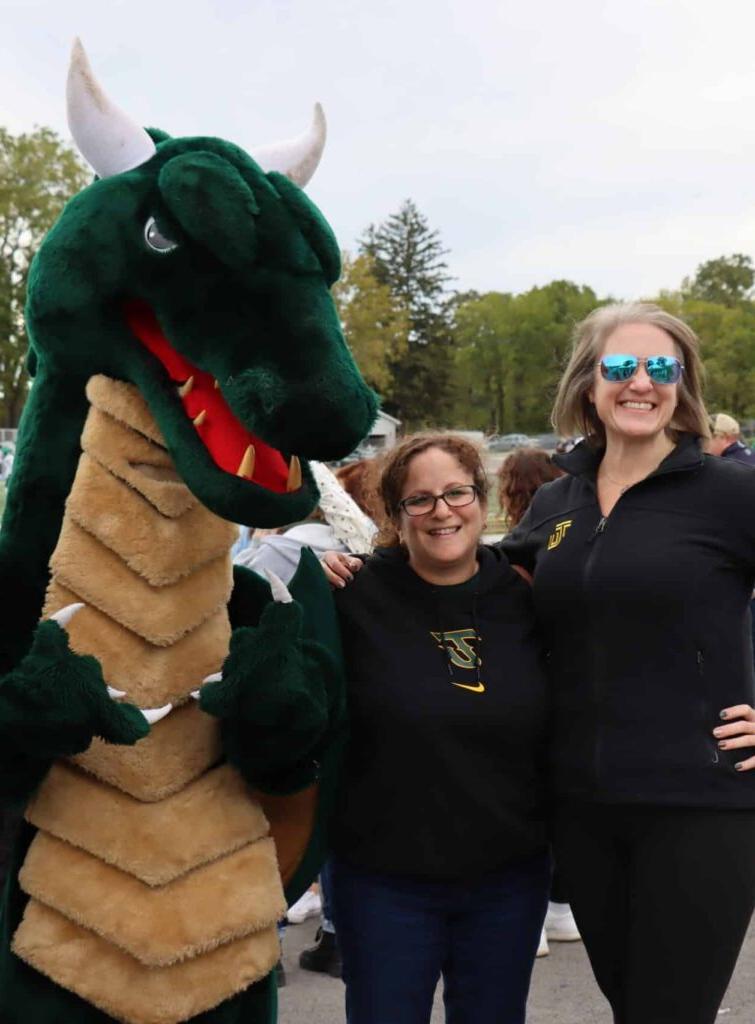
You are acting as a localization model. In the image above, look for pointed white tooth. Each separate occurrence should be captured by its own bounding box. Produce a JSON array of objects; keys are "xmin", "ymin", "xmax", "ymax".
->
[
  {"xmin": 286, "ymin": 455, "xmax": 302, "ymax": 492},
  {"xmin": 236, "ymin": 444, "xmax": 255, "ymax": 479},
  {"xmin": 193, "ymin": 409, "xmax": 207, "ymax": 428},
  {"xmin": 107, "ymin": 686, "xmax": 127, "ymax": 699},
  {"xmin": 190, "ymin": 690, "xmax": 201, "ymax": 700},
  {"xmin": 263, "ymin": 568, "xmax": 293, "ymax": 604},
  {"xmin": 50, "ymin": 602, "xmax": 85, "ymax": 628},
  {"xmin": 202, "ymin": 672, "xmax": 223, "ymax": 684},
  {"xmin": 141, "ymin": 703, "xmax": 173, "ymax": 724},
  {"xmin": 177, "ymin": 375, "xmax": 194, "ymax": 398},
  {"xmin": 213, "ymin": 378, "xmax": 220, "ymax": 389}
]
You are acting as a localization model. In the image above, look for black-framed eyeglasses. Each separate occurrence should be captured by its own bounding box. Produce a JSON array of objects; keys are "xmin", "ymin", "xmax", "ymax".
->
[{"xmin": 399, "ymin": 485, "xmax": 480, "ymax": 517}]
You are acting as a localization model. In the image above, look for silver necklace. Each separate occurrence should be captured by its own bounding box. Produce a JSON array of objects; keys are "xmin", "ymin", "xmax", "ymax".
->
[{"xmin": 599, "ymin": 468, "xmax": 637, "ymax": 494}]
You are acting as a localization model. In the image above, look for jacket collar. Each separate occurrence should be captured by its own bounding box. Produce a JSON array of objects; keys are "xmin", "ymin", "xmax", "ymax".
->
[{"xmin": 553, "ymin": 432, "xmax": 704, "ymax": 482}]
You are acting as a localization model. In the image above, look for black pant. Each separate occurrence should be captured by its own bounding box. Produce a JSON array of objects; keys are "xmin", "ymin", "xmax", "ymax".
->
[{"xmin": 553, "ymin": 801, "xmax": 755, "ymax": 1024}]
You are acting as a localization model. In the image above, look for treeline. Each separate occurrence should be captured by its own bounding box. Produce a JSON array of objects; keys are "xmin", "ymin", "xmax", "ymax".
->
[
  {"xmin": 1, "ymin": 127, "xmax": 754, "ymax": 431},
  {"xmin": 336, "ymin": 207, "xmax": 755, "ymax": 432}
]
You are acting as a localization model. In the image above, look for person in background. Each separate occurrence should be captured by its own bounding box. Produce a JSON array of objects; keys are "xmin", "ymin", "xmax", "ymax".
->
[
  {"xmin": 235, "ymin": 460, "xmax": 376, "ymax": 580},
  {"xmin": 497, "ymin": 449, "xmax": 580, "ymax": 957},
  {"xmin": 497, "ymin": 449, "xmax": 564, "ymax": 531},
  {"xmin": 324, "ymin": 433, "xmax": 550, "ymax": 1024},
  {"xmin": 706, "ymin": 413, "xmax": 754, "ymax": 466}
]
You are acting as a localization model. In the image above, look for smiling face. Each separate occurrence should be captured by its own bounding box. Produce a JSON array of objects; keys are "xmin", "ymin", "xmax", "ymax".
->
[
  {"xmin": 590, "ymin": 322, "xmax": 680, "ymax": 445},
  {"xmin": 397, "ymin": 447, "xmax": 487, "ymax": 585}
]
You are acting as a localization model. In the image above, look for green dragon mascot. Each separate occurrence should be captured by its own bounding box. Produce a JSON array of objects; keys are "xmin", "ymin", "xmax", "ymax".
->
[{"xmin": 0, "ymin": 40, "xmax": 377, "ymax": 1024}]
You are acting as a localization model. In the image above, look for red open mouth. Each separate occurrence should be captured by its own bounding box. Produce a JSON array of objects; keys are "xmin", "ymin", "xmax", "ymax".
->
[{"xmin": 124, "ymin": 300, "xmax": 301, "ymax": 494}]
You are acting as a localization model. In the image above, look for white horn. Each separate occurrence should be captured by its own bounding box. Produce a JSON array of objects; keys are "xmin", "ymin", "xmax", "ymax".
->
[
  {"xmin": 67, "ymin": 38, "xmax": 156, "ymax": 178},
  {"xmin": 251, "ymin": 103, "xmax": 327, "ymax": 188}
]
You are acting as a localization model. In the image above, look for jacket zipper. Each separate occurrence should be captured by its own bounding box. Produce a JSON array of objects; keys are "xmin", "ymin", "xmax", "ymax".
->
[
  {"xmin": 557, "ymin": 445, "xmax": 705, "ymax": 791},
  {"xmin": 583, "ymin": 508, "xmax": 611, "ymax": 787}
]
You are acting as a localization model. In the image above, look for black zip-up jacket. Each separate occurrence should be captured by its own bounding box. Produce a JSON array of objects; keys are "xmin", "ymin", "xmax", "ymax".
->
[
  {"xmin": 332, "ymin": 545, "xmax": 549, "ymax": 880},
  {"xmin": 499, "ymin": 434, "xmax": 755, "ymax": 808}
]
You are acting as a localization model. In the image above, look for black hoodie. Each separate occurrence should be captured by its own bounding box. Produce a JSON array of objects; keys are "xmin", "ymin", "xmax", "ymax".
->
[
  {"xmin": 332, "ymin": 545, "xmax": 548, "ymax": 881},
  {"xmin": 499, "ymin": 434, "xmax": 755, "ymax": 808}
]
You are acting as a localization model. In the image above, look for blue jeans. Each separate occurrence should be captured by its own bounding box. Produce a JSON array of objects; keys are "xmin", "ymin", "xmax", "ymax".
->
[
  {"xmin": 320, "ymin": 858, "xmax": 336, "ymax": 933},
  {"xmin": 330, "ymin": 854, "xmax": 549, "ymax": 1024}
]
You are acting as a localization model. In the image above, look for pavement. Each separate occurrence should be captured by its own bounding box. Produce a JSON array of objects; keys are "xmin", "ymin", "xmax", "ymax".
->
[{"xmin": 278, "ymin": 917, "xmax": 755, "ymax": 1023}]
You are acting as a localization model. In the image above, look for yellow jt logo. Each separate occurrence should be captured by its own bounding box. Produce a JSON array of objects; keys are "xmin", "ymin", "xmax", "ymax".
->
[
  {"xmin": 547, "ymin": 519, "xmax": 573, "ymax": 550},
  {"xmin": 430, "ymin": 629, "xmax": 485, "ymax": 693}
]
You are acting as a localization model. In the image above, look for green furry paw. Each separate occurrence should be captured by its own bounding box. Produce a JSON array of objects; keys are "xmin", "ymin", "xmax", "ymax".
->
[
  {"xmin": 200, "ymin": 600, "xmax": 333, "ymax": 791},
  {"xmin": 1, "ymin": 619, "xmax": 150, "ymax": 760}
]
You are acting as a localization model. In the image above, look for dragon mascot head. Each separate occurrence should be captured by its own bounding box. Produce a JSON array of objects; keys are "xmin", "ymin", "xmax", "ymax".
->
[{"xmin": 0, "ymin": 39, "xmax": 377, "ymax": 1024}]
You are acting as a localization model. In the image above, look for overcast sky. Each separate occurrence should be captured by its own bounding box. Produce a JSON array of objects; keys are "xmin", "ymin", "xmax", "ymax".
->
[{"xmin": 3, "ymin": 0, "xmax": 755, "ymax": 300}]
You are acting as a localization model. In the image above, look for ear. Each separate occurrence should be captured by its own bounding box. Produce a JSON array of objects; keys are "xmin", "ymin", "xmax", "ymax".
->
[
  {"xmin": 267, "ymin": 171, "xmax": 341, "ymax": 285},
  {"xmin": 159, "ymin": 152, "xmax": 260, "ymax": 269}
]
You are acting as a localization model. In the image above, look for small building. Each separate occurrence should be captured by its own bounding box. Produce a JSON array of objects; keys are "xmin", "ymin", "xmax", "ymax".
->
[{"xmin": 366, "ymin": 411, "xmax": 401, "ymax": 450}]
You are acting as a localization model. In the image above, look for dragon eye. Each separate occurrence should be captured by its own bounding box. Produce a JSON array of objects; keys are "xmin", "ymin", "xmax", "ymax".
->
[{"xmin": 144, "ymin": 216, "xmax": 178, "ymax": 254}]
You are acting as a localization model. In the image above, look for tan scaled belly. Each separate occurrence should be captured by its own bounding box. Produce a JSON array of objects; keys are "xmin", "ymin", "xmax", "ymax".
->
[{"xmin": 12, "ymin": 376, "xmax": 286, "ymax": 1024}]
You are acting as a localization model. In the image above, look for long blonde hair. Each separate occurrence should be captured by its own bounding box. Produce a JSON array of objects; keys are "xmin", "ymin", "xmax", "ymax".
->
[{"xmin": 551, "ymin": 302, "xmax": 710, "ymax": 445}]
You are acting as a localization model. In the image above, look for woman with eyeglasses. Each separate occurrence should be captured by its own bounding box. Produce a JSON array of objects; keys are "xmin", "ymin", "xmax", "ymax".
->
[
  {"xmin": 499, "ymin": 302, "xmax": 755, "ymax": 1024},
  {"xmin": 325, "ymin": 433, "xmax": 550, "ymax": 1024}
]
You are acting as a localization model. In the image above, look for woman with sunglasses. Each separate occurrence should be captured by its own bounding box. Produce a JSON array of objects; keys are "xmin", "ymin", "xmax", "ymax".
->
[
  {"xmin": 500, "ymin": 302, "xmax": 755, "ymax": 1024},
  {"xmin": 327, "ymin": 432, "xmax": 550, "ymax": 1024}
]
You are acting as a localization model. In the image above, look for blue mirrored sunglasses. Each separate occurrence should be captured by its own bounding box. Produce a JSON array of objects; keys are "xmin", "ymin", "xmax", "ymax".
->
[{"xmin": 598, "ymin": 353, "xmax": 684, "ymax": 385}]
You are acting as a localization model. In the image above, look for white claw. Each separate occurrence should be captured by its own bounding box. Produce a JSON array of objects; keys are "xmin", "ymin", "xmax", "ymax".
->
[
  {"xmin": 141, "ymin": 704, "xmax": 173, "ymax": 725},
  {"xmin": 107, "ymin": 686, "xmax": 127, "ymax": 699},
  {"xmin": 191, "ymin": 671, "xmax": 221, "ymax": 700},
  {"xmin": 263, "ymin": 568, "xmax": 293, "ymax": 604},
  {"xmin": 50, "ymin": 602, "xmax": 85, "ymax": 629}
]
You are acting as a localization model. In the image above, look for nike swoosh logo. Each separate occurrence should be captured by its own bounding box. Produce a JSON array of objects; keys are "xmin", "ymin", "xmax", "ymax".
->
[{"xmin": 452, "ymin": 682, "xmax": 485, "ymax": 693}]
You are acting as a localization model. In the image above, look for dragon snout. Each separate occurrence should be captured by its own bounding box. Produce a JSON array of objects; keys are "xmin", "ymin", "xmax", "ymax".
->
[{"xmin": 223, "ymin": 367, "xmax": 378, "ymax": 461}]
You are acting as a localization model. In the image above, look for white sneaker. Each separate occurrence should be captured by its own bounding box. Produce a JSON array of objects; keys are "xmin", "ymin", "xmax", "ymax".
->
[
  {"xmin": 544, "ymin": 902, "xmax": 581, "ymax": 942},
  {"xmin": 536, "ymin": 927, "xmax": 549, "ymax": 957},
  {"xmin": 286, "ymin": 889, "xmax": 322, "ymax": 924}
]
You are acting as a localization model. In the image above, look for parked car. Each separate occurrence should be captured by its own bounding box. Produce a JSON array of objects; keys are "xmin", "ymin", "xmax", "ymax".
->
[
  {"xmin": 530, "ymin": 433, "xmax": 560, "ymax": 451},
  {"xmin": 486, "ymin": 433, "xmax": 533, "ymax": 452}
]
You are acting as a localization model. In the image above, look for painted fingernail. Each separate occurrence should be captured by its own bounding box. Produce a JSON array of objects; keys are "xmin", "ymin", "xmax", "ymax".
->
[
  {"xmin": 718, "ymin": 741, "xmax": 727, "ymax": 749},
  {"xmin": 720, "ymin": 711, "xmax": 728, "ymax": 720},
  {"xmin": 735, "ymin": 762, "xmax": 745, "ymax": 771},
  {"xmin": 713, "ymin": 727, "xmax": 723, "ymax": 736}
]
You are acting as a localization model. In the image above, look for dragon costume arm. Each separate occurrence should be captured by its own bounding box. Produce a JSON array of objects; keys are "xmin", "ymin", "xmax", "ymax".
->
[{"xmin": 0, "ymin": 366, "xmax": 149, "ymax": 805}]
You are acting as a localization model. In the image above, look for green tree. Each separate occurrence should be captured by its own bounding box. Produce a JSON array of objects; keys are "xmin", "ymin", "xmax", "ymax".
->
[
  {"xmin": 360, "ymin": 199, "xmax": 454, "ymax": 427},
  {"xmin": 0, "ymin": 127, "xmax": 89, "ymax": 426},
  {"xmin": 452, "ymin": 281, "xmax": 600, "ymax": 432},
  {"xmin": 683, "ymin": 254, "xmax": 754, "ymax": 307},
  {"xmin": 332, "ymin": 252, "xmax": 410, "ymax": 399},
  {"xmin": 682, "ymin": 299, "xmax": 755, "ymax": 419},
  {"xmin": 452, "ymin": 291, "xmax": 514, "ymax": 432}
]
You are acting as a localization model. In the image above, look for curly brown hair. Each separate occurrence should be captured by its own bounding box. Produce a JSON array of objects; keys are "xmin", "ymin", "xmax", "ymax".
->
[
  {"xmin": 497, "ymin": 448, "xmax": 564, "ymax": 528},
  {"xmin": 334, "ymin": 459, "xmax": 380, "ymax": 520},
  {"xmin": 374, "ymin": 433, "xmax": 488, "ymax": 547}
]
